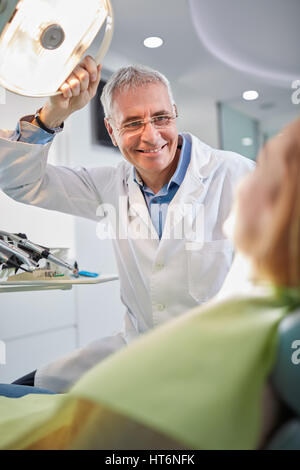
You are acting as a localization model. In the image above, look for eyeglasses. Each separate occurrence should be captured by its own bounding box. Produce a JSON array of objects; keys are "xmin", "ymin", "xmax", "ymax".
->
[{"xmin": 110, "ymin": 111, "xmax": 178, "ymax": 135}]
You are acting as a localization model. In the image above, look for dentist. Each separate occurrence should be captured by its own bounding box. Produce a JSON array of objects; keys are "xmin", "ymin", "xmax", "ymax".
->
[{"xmin": 0, "ymin": 56, "xmax": 254, "ymax": 392}]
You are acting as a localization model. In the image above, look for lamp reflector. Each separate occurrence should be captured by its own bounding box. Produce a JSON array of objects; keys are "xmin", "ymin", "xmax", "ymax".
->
[{"xmin": 0, "ymin": 0, "xmax": 113, "ymax": 97}]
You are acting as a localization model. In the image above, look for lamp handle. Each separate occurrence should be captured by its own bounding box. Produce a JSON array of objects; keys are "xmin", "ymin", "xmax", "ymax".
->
[
  {"xmin": 53, "ymin": 0, "xmax": 114, "ymax": 96},
  {"xmin": 95, "ymin": 0, "xmax": 114, "ymax": 66}
]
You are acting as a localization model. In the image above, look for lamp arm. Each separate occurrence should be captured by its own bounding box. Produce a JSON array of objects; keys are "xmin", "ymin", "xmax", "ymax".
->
[
  {"xmin": 52, "ymin": 0, "xmax": 114, "ymax": 97},
  {"xmin": 95, "ymin": 0, "xmax": 114, "ymax": 65}
]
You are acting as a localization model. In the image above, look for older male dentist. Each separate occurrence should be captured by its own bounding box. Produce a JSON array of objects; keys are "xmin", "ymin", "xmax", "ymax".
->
[{"xmin": 0, "ymin": 56, "xmax": 254, "ymax": 392}]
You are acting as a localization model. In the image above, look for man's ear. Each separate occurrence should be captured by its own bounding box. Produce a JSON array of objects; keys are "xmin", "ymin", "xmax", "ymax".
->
[
  {"xmin": 104, "ymin": 118, "xmax": 118, "ymax": 147},
  {"xmin": 173, "ymin": 103, "xmax": 178, "ymax": 117}
]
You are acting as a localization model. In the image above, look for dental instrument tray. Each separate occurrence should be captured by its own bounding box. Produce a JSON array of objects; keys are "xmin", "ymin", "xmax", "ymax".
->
[{"xmin": 0, "ymin": 230, "xmax": 118, "ymax": 292}]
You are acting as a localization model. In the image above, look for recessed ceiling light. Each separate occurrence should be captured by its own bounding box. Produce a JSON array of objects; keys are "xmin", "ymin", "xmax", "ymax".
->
[
  {"xmin": 143, "ymin": 37, "xmax": 163, "ymax": 48},
  {"xmin": 242, "ymin": 137, "xmax": 253, "ymax": 146},
  {"xmin": 242, "ymin": 90, "xmax": 259, "ymax": 101}
]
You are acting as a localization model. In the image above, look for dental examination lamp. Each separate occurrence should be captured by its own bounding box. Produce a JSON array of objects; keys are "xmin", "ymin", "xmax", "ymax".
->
[{"xmin": 0, "ymin": 0, "xmax": 113, "ymax": 97}]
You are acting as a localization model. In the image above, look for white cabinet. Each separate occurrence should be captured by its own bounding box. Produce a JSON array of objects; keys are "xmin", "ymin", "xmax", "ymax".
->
[
  {"xmin": 1, "ymin": 289, "xmax": 77, "ymax": 340},
  {"xmin": 0, "ymin": 326, "xmax": 77, "ymax": 383}
]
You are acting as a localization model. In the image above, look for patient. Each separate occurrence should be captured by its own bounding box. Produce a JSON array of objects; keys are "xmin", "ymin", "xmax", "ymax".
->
[{"xmin": 0, "ymin": 117, "xmax": 300, "ymax": 450}]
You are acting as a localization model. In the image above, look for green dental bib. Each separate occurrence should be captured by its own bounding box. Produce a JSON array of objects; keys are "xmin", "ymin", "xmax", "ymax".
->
[{"xmin": 0, "ymin": 288, "xmax": 299, "ymax": 449}]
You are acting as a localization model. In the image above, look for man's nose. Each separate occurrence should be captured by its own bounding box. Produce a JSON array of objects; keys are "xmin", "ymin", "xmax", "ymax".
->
[{"xmin": 140, "ymin": 120, "xmax": 160, "ymax": 141}]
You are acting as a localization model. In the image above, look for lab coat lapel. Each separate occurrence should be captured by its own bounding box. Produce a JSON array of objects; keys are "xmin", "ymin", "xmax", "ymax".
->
[
  {"xmin": 160, "ymin": 135, "xmax": 211, "ymax": 246},
  {"xmin": 127, "ymin": 172, "xmax": 159, "ymax": 242},
  {"xmin": 126, "ymin": 134, "xmax": 215, "ymax": 248},
  {"xmin": 160, "ymin": 173, "xmax": 205, "ymax": 245}
]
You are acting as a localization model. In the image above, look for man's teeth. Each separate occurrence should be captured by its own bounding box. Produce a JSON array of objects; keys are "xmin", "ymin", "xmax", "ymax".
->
[{"xmin": 139, "ymin": 147, "xmax": 163, "ymax": 153}]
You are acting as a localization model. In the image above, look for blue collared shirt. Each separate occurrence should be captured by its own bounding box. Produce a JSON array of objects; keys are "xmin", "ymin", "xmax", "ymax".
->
[
  {"xmin": 133, "ymin": 134, "xmax": 191, "ymax": 239},
  {"xmin": 10, "ymin": 117, "xmax": 59, "ymax": 144},
  {"xmin": 11, "ymin": 120, "xmax": 192, "ymax": 239}
]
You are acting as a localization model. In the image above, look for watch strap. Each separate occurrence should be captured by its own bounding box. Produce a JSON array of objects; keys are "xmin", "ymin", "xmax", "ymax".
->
[{"xmin": 34, "ymin": 108, "xmax": 64, "ymax": 134}]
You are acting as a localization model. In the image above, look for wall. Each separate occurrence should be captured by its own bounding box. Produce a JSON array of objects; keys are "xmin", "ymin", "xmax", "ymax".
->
[{"xmin": 219, "ymin": 103, "xmax": 259, "ymax": 160}]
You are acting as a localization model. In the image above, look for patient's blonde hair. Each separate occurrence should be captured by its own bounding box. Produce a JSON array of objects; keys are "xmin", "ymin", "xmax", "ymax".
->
[{"xmin": 253, "ymin": 120, "xmax": 300, "ymax": 287}]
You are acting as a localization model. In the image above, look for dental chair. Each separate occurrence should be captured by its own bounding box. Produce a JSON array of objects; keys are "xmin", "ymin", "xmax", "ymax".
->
[{"xmin": 267, "ymin": 310, "xmax": 300, "ymax": 449}]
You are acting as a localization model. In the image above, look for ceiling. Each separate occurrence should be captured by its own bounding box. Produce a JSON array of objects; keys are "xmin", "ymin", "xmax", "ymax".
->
[{"xmin": 90, "ymin": 0, "xmax": 300, "ymax": 139}]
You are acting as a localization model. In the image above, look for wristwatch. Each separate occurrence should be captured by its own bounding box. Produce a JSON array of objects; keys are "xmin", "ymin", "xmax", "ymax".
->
[{"xmin": 34, "ymin": 108, "xmax": 64, "ymax": 134}]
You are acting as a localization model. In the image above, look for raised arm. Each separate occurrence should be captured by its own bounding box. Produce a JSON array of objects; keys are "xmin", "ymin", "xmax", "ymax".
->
[
  {"xmin": 0, "ymin": 56, "xmax": 115, "ymax": 221},
  {"xmin": 35, "ymin": 55, "xmax": 101, "ymax": 130}
]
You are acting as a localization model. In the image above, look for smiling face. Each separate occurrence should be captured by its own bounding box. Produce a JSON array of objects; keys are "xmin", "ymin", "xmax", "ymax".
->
[{"xmin": 105, "ymin": 82, "xmax": 179, "ymax": 189}]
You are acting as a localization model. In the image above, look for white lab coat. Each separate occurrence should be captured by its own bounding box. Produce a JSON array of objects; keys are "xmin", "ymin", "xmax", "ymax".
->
[{"xmin": 0, "ymin": 131, "xmax": 254, "ymax": 391}]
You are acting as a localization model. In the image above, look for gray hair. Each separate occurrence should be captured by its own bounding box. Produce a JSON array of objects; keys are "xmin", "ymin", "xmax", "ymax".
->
[{"xmin": 100, "ymin": 65, "xmax": 175, "ymax": 119}]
